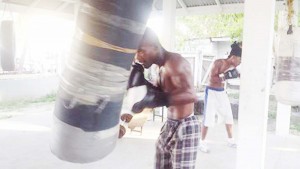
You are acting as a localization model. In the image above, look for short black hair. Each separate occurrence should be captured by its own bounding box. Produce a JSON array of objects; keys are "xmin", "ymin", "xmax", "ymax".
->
[
  {"xmin": 139, "ymin": 28, "xmax": 161, "ymax": 48},
  {"xmin": 229, "ymin": 41, "xmax": 242, "ymax": 58}
]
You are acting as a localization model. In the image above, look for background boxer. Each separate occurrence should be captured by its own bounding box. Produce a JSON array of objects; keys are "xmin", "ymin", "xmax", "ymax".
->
[{"xmin": 199, "ymin": 42, "xmax": 242, "ymax": 153}]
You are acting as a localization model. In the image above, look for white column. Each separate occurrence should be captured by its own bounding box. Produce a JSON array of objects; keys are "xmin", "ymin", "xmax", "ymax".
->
[
  {"xmin": 295, "ymin": 0, "xmax": 299, "ymax": 27},
  {"xmin": 273, "ymin": 8, "xmax": 292, "ymax": 138},
  {"xmin": 276, "ymin": 103, "xmax": 291, "ymax": 136},
  {"xmin": 74, "ymin": 1, "xmax": 80, "ymax": 21},
  {"xmin": 197, "ymin": 51, "xmax": 203, "ymax": 87},
  {"xmin": 162, "ymin": 0, "xmax": 176, "ymax": 51},
  {"xmin": 236, "ymin": 0, "xmax": 275, "ymax": 169}
]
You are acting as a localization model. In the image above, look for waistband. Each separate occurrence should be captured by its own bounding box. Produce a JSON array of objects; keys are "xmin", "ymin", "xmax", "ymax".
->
[
  {"xmin": 206, "ymin": 86, "xmax": 224, "ymax": 91},
  {"xmin": 167, "ymin": 115, "xmax": 198, "ymax": 125}
]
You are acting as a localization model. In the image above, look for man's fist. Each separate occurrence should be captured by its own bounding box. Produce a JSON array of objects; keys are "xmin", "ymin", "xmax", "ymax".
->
[
  {"xmin": 131, "ymin": 87, "xmax": 169, "ymax": 113},
  {"xmin": 223, "ymin": 69, "xmax": 239, "ymax": 80}
]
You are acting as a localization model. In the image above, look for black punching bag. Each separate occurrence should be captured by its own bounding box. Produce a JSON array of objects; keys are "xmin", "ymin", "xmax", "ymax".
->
[
  {"xmin": 0, "ymin": 20, "xmax": 15, "ymax": 71},
  {"xmin": 51, "ymin": 0, "xmax": 153, "ymax": 163}
]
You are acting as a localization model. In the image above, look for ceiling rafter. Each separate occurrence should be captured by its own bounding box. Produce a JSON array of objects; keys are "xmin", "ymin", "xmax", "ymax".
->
[
  {"xmin": 29, "ymin": 0, "xmax": 41, "ymax": 8},
  {"xmin": 60, "ymin": 0, "xmax": 77, "ymax": 3},
  {"xmin": 56, "ymin": 2, "xmax": 69, "ymax": 12},
  {"xmin": 215, "ymin": 0, "xmax": 222, "ymax": 8},
  {"xmin": 177, "ymin": 0, "xmax": 188, "ymax": 14}
]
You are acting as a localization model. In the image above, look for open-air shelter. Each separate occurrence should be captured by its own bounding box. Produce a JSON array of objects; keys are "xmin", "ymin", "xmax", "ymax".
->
[{"xmin": 0, "ymin": 0, "xmax": 299, "ymax": 168}]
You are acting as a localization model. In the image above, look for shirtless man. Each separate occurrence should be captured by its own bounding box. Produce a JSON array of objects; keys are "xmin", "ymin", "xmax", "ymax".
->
[
  {"xmin": 199, "ymin": 42, "xmax": 242, "ymax": 153},
  {"xmin": 127, "ymin": 28, "xmax": 200, "ymax": 169}
]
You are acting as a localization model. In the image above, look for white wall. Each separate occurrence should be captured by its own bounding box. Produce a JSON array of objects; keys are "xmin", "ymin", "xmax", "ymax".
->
[{"xmin": 0, "ymin": 74, "xmax": 59, "ymax": 101}]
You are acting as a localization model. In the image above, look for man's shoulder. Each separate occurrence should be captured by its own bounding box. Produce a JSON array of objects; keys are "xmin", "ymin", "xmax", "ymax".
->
[
  {"xmin": 162, "ymin": 54, "xmax": 189, "ymax": 74},
  {"xmin": 214, "ymin": 59, "xmax": 225, "ymax": 66},
  {"xmin": 214, "ymin": 58, "xmax": 225, "ymax": 63},
  {"xmin": 167, "ymin": 53, "xmax": 188, "ymax": 65}
]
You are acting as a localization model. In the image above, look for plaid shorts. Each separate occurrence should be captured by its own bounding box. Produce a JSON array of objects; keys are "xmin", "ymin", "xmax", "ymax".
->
[{"xmin": 155, "ymin": 115, "xmax": 200, "ymax": 169}]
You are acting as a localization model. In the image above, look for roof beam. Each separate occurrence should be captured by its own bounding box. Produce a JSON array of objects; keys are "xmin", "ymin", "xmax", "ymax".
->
[
  {"xmin": 60, "ymin": 0, "xmax": 78, "ymax": 3},
  {"xmin": 177, "ymin": 0, "xmax": 187, "ymax": 10},
  {"xmin": 56, "ymin": 2, "xmax": 70, "ymax": 12},
  {"xmin": 177, "ymin": 0, "xmax": 188, "ymax": 14},
  {"xmin": 215, "ymin": 0, "xmax": 223, "ymax": 11},
  {"xmin": 30, "ymin": 0, "xmax": 41, "ymax": 8},
  {"xmin": 152, "ymin": 0, "xmax": 158, "ymax": 11}
]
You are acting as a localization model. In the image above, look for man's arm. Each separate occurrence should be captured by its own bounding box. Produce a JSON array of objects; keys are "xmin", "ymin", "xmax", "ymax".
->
[
  {"xmin": 166, "ymin": 59, "xmax": 197, "ymax": 106},
  {"xmin": 131, "ymin": 56, "xmax": 196, "ymax": 113},
  {"xmin": 209, "ymin": 60, "xmax": 223, "ymax": 83},
  {"xmin": 128, "ymin": 63, "xmax": 169, "ymax": 113}
]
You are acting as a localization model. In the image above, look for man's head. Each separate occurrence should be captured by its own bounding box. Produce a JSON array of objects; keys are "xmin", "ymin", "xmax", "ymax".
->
[
  {"xmin": 228, "ymin": 41, "xmax": 242, "ymax": 67},
  {"xmin": 136, "ymin": 28, "xmax": 162, "ymax": 68}
]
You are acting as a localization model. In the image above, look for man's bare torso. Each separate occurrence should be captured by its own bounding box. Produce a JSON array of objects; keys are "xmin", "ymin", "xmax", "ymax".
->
[
  {"xmin": 208, "ymin": 59, "xmax": 233, "ymax": 88},
  {"xmin": 158, "ymin": 53, "xmax": 196, "ymax": 120}
]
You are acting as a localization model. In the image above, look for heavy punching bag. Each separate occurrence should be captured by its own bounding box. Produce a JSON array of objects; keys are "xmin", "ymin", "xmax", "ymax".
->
[
  {"xmin": 273, "ymin": 28, "xmax": 300, "ymax": 105},
  {"xmin": 51, "ymin": 0, "xmax": 153, "ymax": 163},
  {"xmin": 0, "ymin": 20, "xmax": 15, "ymax": 71}
]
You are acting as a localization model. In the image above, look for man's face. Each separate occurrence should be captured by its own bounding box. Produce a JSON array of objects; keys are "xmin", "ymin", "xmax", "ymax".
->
[
  {"xmin": 232, "ymin": 56, "xmax": 241, "ymax": 67},
  {"xmin": 136, "ymin": 44, "xmax": 158, "ymax": 68}
]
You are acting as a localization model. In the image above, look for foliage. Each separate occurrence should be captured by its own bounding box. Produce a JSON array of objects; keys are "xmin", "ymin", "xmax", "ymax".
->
[
  {"xmin": 176, "ymin": 13, "xmax": 244, "ymax": 49},
  {"xmin": 268, "ymin": 96, "xmax": 277, "ymax": 119},
  {"xmin": 176, "ymin": 12, "xmax": 300, "ymax": 50},
  {"xmin": 291, "ymin": 124, "xmax": 300, "ymax": 132},
  {"xmin": 299, "ymin": 12, "xmax": 300, "ymax": 25}
]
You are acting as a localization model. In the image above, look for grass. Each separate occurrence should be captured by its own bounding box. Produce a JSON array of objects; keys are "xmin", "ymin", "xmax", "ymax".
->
[
  {"xmin": 227, "ymin": 92, "xmax": 300, "ymax": 135},
  {"xmin": 0, "ymin": 93, "xmax": 56, "ymax": 112},
  {"xmin": 291, "ymin": 124, "xmax": 300, "ymax": 132},
  {"xmin": 227, "ymin": 93, "xmax": 278, "ymax": 119},
  {"xmin": 227, "ymin": 92, "xmax": 239, "ymax": 100},
  {"xmin": 268, "ymin": 95, "xmax": 277, "ymax": 119}
]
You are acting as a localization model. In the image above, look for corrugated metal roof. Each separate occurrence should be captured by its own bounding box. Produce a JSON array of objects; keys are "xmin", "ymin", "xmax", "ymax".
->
[
  {"xmin": 0, "ymin": 0, "xmax": 287, "ymax": 17},
  {"xmin": 154, "ymin": 0, "xmax": 182, "ymax": 10},
  {"xmin": 155, "ymin": 0, "xmax": 285, "ymax": 10},
  {"xmin": 184, "ymin": 0, "xmax": 217, "ymax": 7},
  {"xmin": 220, "ymin": 0, "xmax": 244, "ymax": 5}
]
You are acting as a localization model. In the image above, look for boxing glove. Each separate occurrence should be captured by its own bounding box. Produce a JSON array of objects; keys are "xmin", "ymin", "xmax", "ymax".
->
[
  {"xmin": 127, "ymin": 62, "xmax": 147, "ymax": 89},
  {"xmin": 127, "ymin": 62, "xmax": 160, "ymax": 89},
  {"xmin": 132, "ymin": 86, "xmax": 169, "ymax": 113},
  {"xmin": 223, "ymin": 68, "xmax": 239, "ymax": 80}
]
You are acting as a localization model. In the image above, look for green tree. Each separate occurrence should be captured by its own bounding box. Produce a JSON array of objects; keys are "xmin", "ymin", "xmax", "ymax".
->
[
  {"xmin": 175, "ymin": 12, "xmax": 300, "ymax": 51},
  {"xmin": 176, "ymin": 13, "xmax": 244, "ymax": 43}
]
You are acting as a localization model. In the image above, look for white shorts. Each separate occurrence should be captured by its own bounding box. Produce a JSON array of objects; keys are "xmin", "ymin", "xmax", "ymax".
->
[{"xmin": 202, "ymin": 87, "xmax": 233, "ymax": 127}]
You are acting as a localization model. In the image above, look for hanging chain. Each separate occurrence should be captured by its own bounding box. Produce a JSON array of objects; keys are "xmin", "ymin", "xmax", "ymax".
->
[{"xmin": 287, "ymin": 0, "xmax": 294, "ymax": 34}]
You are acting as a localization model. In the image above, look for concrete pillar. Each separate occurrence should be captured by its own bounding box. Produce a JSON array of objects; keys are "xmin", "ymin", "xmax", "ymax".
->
[
  {"xmin": 274, "ymin": 0, "xmax": 299, "ymax": 137},
  {"xmin": 162, "ymin": 0, "xmax": 176, "ymax": 51},
  {"xmin": 197, "ymin": 51, "xmax": 203, "ymax": 88},
  {"xmin": 294, "ymin": 0, "xmax": 299, "ymax": 27},
  {"xmin": 276, "ymin": 103, "xmax": 291, "ymax": 136},
  {"xmin": 236, "ymin": 0, "xmax": 275, "ymax": 169},
  {"xmin": 74, "ymin": 1, "xmax": 80, "ymax": 21}
]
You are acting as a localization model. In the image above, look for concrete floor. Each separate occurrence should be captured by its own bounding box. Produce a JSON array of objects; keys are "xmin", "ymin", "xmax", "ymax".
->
[{"xmin": 0, "ymin": 104, "xmax": 300, "ymax": 169}]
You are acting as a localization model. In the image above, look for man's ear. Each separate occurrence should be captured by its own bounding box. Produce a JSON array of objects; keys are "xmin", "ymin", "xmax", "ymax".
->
[{"xmin": 154, "ymin": 45, "xmax": 161, "ymax": 53}]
